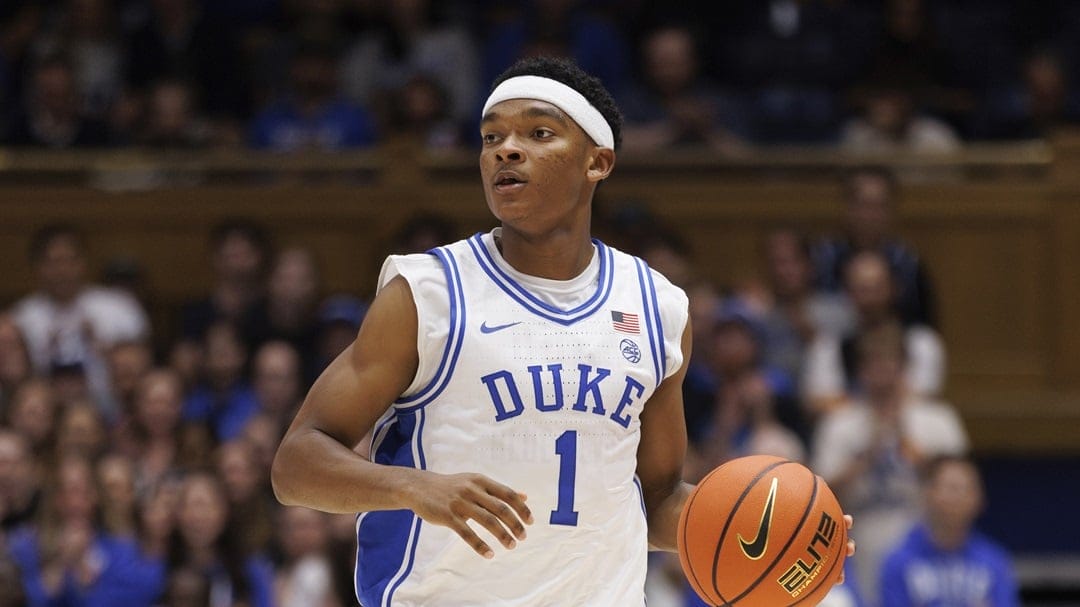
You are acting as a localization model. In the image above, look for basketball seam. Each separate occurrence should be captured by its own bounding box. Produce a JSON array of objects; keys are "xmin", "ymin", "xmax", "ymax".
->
[
  {"xmin": 680, "ymin": 464, "xmax": 730, "ymax": 605},
  {"xmin": 708, "ymin": 459, "xmax": 793, "ymax": 605},
  {"xmin": 727, "ymin": 464, "xmax": 820, "ymax": 606},
  {"xmin": 785, "ymin": 481, "xmax": 846, "ymax": 607}
]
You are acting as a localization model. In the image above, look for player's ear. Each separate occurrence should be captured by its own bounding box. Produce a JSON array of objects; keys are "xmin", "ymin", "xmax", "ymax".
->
[{"xmin": 586, "ymin": 147, "xmax": 615, "ymax": 183}]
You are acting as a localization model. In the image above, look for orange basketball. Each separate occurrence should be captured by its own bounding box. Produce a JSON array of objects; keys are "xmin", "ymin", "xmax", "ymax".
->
[{"xmin": 677, "ymin": 455, "xmax": 848, "ymax": 607}]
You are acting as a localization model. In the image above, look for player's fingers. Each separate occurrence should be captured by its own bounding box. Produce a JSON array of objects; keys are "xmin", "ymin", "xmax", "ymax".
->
[
  {"xmin": 476, "ymin": 491, "xmax": 528, "ymax": 541},
  {"xmin": 846, "ymin": 539, "xmax": 856, "ymax": 557},
  {"xmin": 843, "ymin": 514, "xmax": 853, "ymax": 529},
  {"xmin": 478, "ymin": 478, "xmax": 534, "ymax": 526},
  {"xmin": 466, "ymin": 502, "xmax": 519, "ymax": 550},
  {"xmin": 448, "ymin": 519, "xmax": 495, "ymax": 559}
]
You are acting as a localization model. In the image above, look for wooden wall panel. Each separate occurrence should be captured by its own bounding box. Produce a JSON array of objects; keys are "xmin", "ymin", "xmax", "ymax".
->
[{"xmin": 2, "ymin": 147, "xmax": 1079, "ymax": 452}]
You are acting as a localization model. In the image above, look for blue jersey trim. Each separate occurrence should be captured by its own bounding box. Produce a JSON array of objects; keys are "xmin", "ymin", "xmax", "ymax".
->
[
  {"xmin": 466, "ymin": 234, "xmax": 615, "ymax": 326},
  {"xmin": 395, "ymin": 247, "xmax": 467, "ymax": 412},
  {"xmin": 633, "ymin": 475, "xmax": 647, "ymax": 519},
  {"xmin": 634, "ymin": 258, "xmax": 662, "ymax": 389},
  {"xmin": 356, "ymin": 410, "xmax": 428, "ymax": 606},
  {"xmin": 643, "ymin": 263, "xmax": 667, "ymax": 378}
]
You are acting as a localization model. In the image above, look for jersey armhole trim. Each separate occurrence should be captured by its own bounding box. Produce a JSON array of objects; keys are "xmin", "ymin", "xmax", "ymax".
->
[
  {"xmin": 634, "ymin": 257, "xmax": 663, "ymax": 389},
  {"xmin": 394, "ymin": 247, "xmax": 467, "ymax": 412}
]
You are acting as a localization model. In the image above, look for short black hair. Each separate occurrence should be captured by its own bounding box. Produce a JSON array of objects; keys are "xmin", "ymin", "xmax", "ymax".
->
[
  {"xmin": 491, "ymin": 56, "xmax": 623, "ymax": 151},
  {"xmin": 29, "ymin": 223, "xmax": 86, "ymax": 262}
]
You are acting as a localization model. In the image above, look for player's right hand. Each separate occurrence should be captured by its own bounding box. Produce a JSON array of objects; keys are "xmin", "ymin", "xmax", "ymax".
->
[{"xmin": 406, "ymin": 472, "xmax": 533, "ymax": 559}]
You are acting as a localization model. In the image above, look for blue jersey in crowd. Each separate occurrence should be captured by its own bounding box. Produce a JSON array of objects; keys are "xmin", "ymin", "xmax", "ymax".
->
[
  {"xmin": 879, "ymin": 524, "xmax": 1019, "ymax": 607},
  {"xmin": 7, "ymin": 528, "xmax": 165, "ymax": 607}
]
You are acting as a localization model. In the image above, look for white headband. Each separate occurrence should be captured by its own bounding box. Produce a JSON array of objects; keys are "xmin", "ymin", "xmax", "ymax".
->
[{"xmin": 482, "ymin": 75, "xmax": 615, "ymax": 149}]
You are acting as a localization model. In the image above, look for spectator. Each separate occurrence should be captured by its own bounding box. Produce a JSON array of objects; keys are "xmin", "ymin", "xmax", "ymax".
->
[
  {"xmin": 7, "ymin": 455, "xmax": 164, "ymax": 607},
  {"xmin": 6, "ymin": 53, "xmax": 114, "ymax": 147},
  {"xmin": 814, "ymin": 166, "xmax": 937, "ymax": 328},
  {"xmin": 247, "ymin": 248, "xmax": 322, "ymax": 382},
  {"xmin": 139, "ymin": 78, "xmax": 215, "ymax": 148},
  {"xmin": 168, "ymin": 471, "xmax": 275, "ymax": 607},
  {"xmin": 252, "ymin": 341, "xmax": 303, "ymax": 428},
  {"xmin": 54, "ymin": 400, "xmax": 108, "ymax": 462},
  {"xmin": 860, "ymin": 0, "xmax": 955, "ymax": 116},
  {"xmin": 341, "ymin": 0, "xmax": 479, "ymax": 128},
  {"xmin": 842, "ymin": 83, "xmax": 961, "ymax": 155},
  {"xmin": 135, "ymin": 478, "xmax": 179, "ymax": 566},
  {"xmin": 680, "ymin": 278, "xmax": 723, "ymax": 443},
  {"xmin": 0, "ymin": 2, "xmax": 45, "ymax": 139},
  {"xmin": 481, "ymin": 0, "xmax": 631, "ymax": 99},
  {"xmin": 182, "ymin": 322, "xmax": 259, "ymax": 443},
  {"xmin": 974, "ymin": 49, "xmax": 1080, "ymax": 139},
  {"xmin": 35, "ymin": 0, "xmax": 124, "ymax": 120},
  {"xmin": 758, "ymin": 228, "xmax": 854, "ymax": 390},
  {"xmin": 106, "ymin": 339, "xmax": 154, "ymax": 419},
  {"xmin": 314, "ymin": 296, "xmax": 366, "ymax": 373},
  {"xmin": 386, "ymin": 73, "xmax": 464, "ymax": 149},
  {"xmin": 621, "ymin": 25, "xmax": 740, "ymax": 151},
  {"xmin": 0, "ymin": 429, "xmax": 41, "ymax": 532},
  {"xmin": 685, "ymin": 306, "xmax": 803, "ymax": 481},
  {"xmin": 240, "ymin": 412, "xmax": 281, "ymax": 479},
  {"xmin": 96, "ymin": 454, "xmax": 137, "ymax": 538},
  {"xmin": 115, "ymin": 369, "xmax": 211, "ymax": 494},
  {"xmin": 0, "ymin": 313, "xmax": 32, "ymax": 409},
  {"xmin": 124, "ymin": 0, "xmax": 248, "ymax": 123},
  {"xmin": 179, "ymin": 219, "xmax": 271, "ymax": 346},
  {"xmin": 216, "ymin": 440, "xmax": 275, "ymax": 555},
  {"xmin": 812, "ymin": 324, "xmax": 968, "ymax": 602},
  {"xmin": 274, "ymin": 506, "xmax": 338, "ymax": 607},
  {"xmin": 6, "ymin": 379, "xmax": 58, "ymax": 458},
  {"xmin": 803, "ymin": 251, "xmax": 945, "ymax": 413},
  {"xmin": 11, "ymin": 224, "xmax": 150, "ymax": 416},
  {"xmin": 880, "ymin": 455, "xmax": 1020, "ymax": 607},
  {"xmin": 249, "ymin": 34, "xmax": 377, "ymax": 151}
]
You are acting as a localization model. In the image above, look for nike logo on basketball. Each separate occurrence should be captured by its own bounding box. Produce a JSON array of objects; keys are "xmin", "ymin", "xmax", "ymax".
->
[
  {"xmin": 738, "ymin": 477, "xmax": 778, "ymax": 560},
  {"xmin": 480, "ymin": 321, "xmax": 522, "ymax": 334}
]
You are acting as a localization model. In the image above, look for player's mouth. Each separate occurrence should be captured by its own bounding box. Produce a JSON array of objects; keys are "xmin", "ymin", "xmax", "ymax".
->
[{"xmin": 493, "ymin": 171, "xmax": 527, "ymax": 194}]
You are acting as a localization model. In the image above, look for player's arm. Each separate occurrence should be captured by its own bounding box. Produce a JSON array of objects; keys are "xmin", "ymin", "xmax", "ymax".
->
[
  {"xmin": 636, "ymin": 319, "xmax": 694, "ymax": 552},
  {"xmin": 271, "ymin": 276, "xmax": 532, "ymax": 558}
]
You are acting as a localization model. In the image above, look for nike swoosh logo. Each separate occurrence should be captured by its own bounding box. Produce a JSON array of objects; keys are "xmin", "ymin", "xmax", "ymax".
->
[
  {"xmin": 738, "ymin": 477, "xmax": 778, "ymax": 560},
  {"xmin": 480, "ymin": 321, "xmax": 522, "ymax": 334}
]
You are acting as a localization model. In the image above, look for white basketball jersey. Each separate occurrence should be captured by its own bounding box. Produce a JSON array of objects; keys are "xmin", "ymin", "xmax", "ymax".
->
[{"xmin": 354, "ymin": 230, "xmax": 688, "ymax": 607}]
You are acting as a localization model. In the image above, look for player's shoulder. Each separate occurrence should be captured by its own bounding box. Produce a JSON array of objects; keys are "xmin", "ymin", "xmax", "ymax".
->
[{"xmin": 377, "ymin": 251, "xmax": 446, "ymax": 293}]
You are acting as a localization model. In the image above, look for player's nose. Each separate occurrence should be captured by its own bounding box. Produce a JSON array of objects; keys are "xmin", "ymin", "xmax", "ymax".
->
[{"xmin": 494, "ymin": 133, "xmax": 525, "ymax": 163}]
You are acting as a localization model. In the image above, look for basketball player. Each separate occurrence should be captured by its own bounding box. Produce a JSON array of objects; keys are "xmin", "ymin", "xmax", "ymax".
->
[{"xmin": 272, "ymin": 56, "xmax": 851, "ymax": 605}]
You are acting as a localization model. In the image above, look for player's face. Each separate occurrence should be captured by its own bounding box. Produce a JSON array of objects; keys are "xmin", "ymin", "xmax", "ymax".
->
[{"xmin": 479, "ymin": 99, "xmax": 612, "ymax": 234}]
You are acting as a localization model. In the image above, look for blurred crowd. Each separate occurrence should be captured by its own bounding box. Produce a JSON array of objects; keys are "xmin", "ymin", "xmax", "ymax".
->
[
  {"xmin": 3, "ymin": 0, "xmax": 1080, "ymax": 152},
  {"xmin": 0, "ymin": 167, "xmax": 1020, "ymax": 606}
]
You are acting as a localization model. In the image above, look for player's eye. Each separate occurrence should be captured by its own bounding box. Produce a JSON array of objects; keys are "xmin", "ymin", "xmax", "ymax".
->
[
  {"xmin": 534, "ymin": 128, "xmax": 554, "ymax": 139},
  {"xmin": 482, "ymin": 133, "xmax": 500, "ymax": 144}
]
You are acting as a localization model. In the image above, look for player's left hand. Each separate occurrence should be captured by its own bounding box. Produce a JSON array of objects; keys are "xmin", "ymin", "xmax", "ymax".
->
[{"xmin": 837, "ymin": 514, "xmax": 855, "ymax": 584}]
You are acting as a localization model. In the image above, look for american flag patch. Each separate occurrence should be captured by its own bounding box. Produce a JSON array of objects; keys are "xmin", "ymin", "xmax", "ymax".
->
[{"xmin": 611, "ymin": 311, "xmax": 640, "ymax": 334}]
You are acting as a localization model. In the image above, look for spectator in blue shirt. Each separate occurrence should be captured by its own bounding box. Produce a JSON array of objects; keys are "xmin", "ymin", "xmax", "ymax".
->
[
  {"xmin": 169, "ymin": 471, "xmax": 275, "ymax": 607},
  {"xmin": 182, "ymin": 322, "xmax": 259, "ymax": 442},
  {"xmin": 8, "ymin": 455, "xmax": 164, "ymax": 607},
  {"xmin": 880, "ymin": 454, "xmax": 1020, "ymax": 607},
  {"xmin": 250, "ymin": 34, "xmax": 376, "ymax": 151}
]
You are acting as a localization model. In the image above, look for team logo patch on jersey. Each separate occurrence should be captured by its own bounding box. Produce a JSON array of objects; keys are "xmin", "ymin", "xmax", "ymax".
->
[
  {"xmin": 611, "ymin": 310, "xmax": 640, "ymax": 334},
  {"xmin": 620, "ymin": 339, "xmax": 642, "ymax": 363}
]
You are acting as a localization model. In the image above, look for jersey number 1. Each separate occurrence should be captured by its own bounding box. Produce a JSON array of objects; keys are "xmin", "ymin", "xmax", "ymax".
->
[{"xmin": 550, "ymin": 430, "xmax": 579, "ymax": 526}]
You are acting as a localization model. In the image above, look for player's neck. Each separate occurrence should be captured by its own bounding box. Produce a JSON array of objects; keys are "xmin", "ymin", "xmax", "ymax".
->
[{"xmin": 495, "ymin": 224, "xmax": 594, "ymax": 281}]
